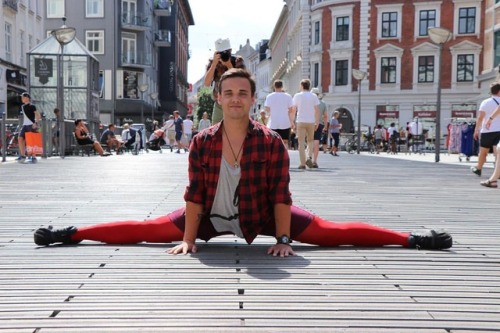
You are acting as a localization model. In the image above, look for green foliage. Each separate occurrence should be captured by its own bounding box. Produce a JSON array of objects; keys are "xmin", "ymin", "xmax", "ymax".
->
[{"xmin": 196, "ymin": 86, "xmax": 215, "ymax": 123}]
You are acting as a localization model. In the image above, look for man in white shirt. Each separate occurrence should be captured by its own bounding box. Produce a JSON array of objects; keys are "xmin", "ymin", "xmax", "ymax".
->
[
  {"xmin": 292, "ymin": 79, "xmax": 320, "ymax": 169},
  {"xmin": 183, "ymin": 115, "xmax": 194, "ymax": 148},
  {"xmin": 471, "ymin": 82, "xmax": 500, "ymax": 176},
  {"xmin": 264, "ymin": 80, "xmax": 294, "ymax": 148}
]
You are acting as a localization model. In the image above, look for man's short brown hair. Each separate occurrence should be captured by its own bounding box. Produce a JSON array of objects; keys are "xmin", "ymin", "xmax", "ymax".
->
[
  {"xmin": 273, "ymin": 80, "xmax": 283, "ymax": 89},
  {"xmin": 490, "ymin": 82, "xmax": 500, "ymax": 95},
  {"xmin": 300, "ymin": 79, "xmax": 311, "ymax": 91},
  {"xmin": 218, "ymin": 68, "xmax": 256, "ymax": 96}
]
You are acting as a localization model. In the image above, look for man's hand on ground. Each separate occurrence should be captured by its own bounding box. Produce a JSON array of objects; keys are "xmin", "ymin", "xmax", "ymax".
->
[
  {"xmin": 167, "ymin": 241, "xmax": 197, "ymax": 255},
  {"xmin": 267, "ymin": 244, "xmax": 295, "ymax": 257}
]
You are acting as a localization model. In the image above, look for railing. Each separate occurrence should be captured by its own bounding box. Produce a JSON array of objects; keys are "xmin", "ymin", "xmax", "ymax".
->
[
  {"xmin": 121, "ymin": 52, "xmax": 152, "ymax": 67},
  {"xmin": 154, "ymin": 0, "xmax": 171, "ymax": 16},
  {"xmin": 122, "ymin": 12, "xmax": 150, "ymax": 29},
  {"xmin": 154, "ymin": 30, "xmax": 171, "ymax": 47}
]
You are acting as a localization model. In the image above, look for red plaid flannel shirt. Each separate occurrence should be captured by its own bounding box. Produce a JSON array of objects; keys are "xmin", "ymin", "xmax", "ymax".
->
[{"xmin": 184, "ymin": 120, "xmax": 292, "ymax": 244}]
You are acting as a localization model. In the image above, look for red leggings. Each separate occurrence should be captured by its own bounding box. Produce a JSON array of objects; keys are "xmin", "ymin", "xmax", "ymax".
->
[{"xmin": 73, "ymin": 206, "xmax": 410, "ymax": 247}]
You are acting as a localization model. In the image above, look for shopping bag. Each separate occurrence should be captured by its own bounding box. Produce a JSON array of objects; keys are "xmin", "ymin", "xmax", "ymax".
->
[{"xmin": 25, "ymin": 131, "xmax": 44, "ymax": 155}]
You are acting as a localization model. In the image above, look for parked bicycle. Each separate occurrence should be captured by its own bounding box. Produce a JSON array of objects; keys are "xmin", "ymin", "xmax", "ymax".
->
[{"xmin": 344, "ymin": 132, "xmax": 375, "ymax": 154}]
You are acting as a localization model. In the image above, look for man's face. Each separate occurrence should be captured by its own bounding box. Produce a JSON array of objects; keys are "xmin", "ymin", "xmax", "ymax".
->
[
  {"xmin": 218, "ymin": 77, "xmax": 255, "ymax": 120},
  {"xmin": 21, "ymin": 96, "xmax": 30, "ymax": 104}
]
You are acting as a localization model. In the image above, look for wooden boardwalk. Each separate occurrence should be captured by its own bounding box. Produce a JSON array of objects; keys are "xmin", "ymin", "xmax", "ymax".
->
[{"xmin": 0, "ymin": 150, "xmax": 499, "ymax": 332}]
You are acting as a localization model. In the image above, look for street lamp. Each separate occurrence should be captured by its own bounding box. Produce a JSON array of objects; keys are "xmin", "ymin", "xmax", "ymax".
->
[
  {"xmin": 428, "ymin": 27, "xmax": 452, "ymax": 163},
  {"xmin": 150, "ymin": 92, "xmax": 158, "ymax": 130},
  {"xmin": 138, "ymin": 84, "xmax": 149, "ymax": 124},
  {"xmin": 52, "ymin": 18, "xmax": 76, "ymax": 158},
  {"xmin": 352, "ymin": 69, "xmax": 368, "ymax": 154}
]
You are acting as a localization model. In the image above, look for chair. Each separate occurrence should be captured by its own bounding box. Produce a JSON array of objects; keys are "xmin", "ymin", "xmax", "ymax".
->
[{"xmin": 72, "ymin": 132, "xmax": 95, "ymax": 157}]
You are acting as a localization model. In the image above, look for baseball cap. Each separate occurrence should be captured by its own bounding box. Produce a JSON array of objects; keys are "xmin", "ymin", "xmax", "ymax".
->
[
  {"xmin": 215, "ymin": 38, "xmax": 231, "ymax": 52},
  {"xmin": 21, "ymin": 92, "xmax": 30, "ymax": 98}
]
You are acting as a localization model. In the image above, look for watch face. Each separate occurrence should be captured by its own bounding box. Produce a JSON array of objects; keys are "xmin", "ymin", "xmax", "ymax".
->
[{"xmin": 278, "ymin": 235, "xmax": 290, "ymax": 244}]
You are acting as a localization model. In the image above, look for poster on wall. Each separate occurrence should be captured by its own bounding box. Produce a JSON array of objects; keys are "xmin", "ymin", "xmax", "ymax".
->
[
  {"xmin": 376, "ymin": 105, "xmax": 400, "ymax": 129},
  {"xmin": 451, "ymin": 104, "xmax": 476, "ymax": 120},
  {"xmin": 413, "ymin": 105, "xmax": 437, "ymax": 141}
]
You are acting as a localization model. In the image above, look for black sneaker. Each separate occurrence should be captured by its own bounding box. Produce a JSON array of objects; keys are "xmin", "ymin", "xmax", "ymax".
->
[
  {"xmin": 34, "ymin": 226, "xmax": 80, "ymax": 246},
  {"xmin": 408, "ymin": 229, "xmax": 452, "ymax": 250},
  {"xmin": 471, "ymin": 167, "xmax": 481, "ymax": 176}
]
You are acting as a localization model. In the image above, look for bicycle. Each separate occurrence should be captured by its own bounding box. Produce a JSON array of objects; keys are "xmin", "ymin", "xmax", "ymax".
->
[{"xmin": 344, "ymin": 134, "xmax": 375, "ymax": 154}]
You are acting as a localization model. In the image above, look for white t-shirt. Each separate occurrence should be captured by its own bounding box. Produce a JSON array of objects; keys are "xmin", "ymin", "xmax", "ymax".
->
[
  {"xmin": 410, "ymin": 121, "xmax": 423, "ymax": 135},
  {"xmin": 293, "ymin": 91, "xmax": 320, "ymax": 124},
  {"xmin": 264, "ymin": 92, "xmax": 293, "ymax": 129},
  {"xmin": 479, "ymin": 97, "xmax": 500, "ymax": 133},
  {"xmin": 163, "ymin": 119, "xmax": 175, "ymax": 131},
  {"xmin": 183, "ymin": 119, "xmax": 194, "ymax": 135}
]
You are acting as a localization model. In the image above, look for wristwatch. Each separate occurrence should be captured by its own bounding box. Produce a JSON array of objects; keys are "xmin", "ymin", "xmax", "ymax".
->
[{"xmin": 276, "ymin": 234, "xmax": 292, "ymax": 245}]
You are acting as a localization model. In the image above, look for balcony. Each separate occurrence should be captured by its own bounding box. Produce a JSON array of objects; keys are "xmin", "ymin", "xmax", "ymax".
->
[
  {"xmin": 121, "ymin": 52, "xmax": 152, "ymax": 68},
  {"xmin": 154, "ymin": 0, "xmax": 171, "ymax": 16},
  {"xmin": 154, "ymin": 30, "xmax": 171, "ymax": 47},
  {"xmin": 3, "ymin": 0, "xmax": 18, "ymax": 12},
  {"xmin": 122, "ymin": 12, "xmax": 150, "ymax": 31}
]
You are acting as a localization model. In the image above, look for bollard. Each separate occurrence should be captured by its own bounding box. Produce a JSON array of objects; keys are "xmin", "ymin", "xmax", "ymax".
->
[
  {"xmin": 1, "ymin": 107, "xmax": 6, "ymax": 162},
  {"xmin": 41, "ymin": 114, "xmax": 47, "ymax": 159}
]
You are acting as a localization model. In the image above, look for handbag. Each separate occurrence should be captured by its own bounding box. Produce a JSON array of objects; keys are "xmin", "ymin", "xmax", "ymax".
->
[{"xmin": 25, "ymin": 131, "xmax": 44, "ymax": 155}]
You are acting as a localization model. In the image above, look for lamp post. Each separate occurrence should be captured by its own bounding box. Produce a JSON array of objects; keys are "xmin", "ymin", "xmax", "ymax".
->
[
  {"xmin": 138, "ymin": 84, "xmax": 149, "ymax": 125},
  {"xmin": 52, "ymin": 18, "xmax": 76, "ymax": 158},
  {"xmin": 352, "ymin": 69, "xmax": 368, "ymax": 154},
  {"xmin": 428, "ymin": 27, "xmax": 452, "ymax": 163},
  {"xmin": 150, "ymin": 92, "xmax": 158, "ymax": 131}
]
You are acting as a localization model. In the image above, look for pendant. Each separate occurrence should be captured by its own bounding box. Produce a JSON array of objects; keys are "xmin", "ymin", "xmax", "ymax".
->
[{"xmin": 234, "ymin": 161, "xmax": 239, "ymax": 168}]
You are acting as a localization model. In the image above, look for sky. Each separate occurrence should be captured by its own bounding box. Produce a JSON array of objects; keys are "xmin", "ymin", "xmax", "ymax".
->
[{"xmin": 187, "ymin": 0, "xmax": 286, "ymax": 84}]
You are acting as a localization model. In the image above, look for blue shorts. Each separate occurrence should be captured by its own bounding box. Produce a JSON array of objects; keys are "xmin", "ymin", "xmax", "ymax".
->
[{"xmin": 175, "ymin": 132, "xmax": 183, "ymax": 141}]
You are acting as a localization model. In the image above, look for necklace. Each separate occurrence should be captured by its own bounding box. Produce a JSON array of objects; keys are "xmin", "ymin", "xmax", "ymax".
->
[{"xmin": 223, "ymin": 126, "xmax": 244, "ymax": 168}]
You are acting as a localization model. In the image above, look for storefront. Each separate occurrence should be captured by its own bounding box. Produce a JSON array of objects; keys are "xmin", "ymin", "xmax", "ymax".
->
[{"xmin": 376, "ymin": 105, "xmax": 400, "ymax": 129}]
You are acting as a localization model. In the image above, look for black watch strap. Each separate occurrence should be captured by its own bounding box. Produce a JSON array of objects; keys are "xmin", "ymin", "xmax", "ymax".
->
[{"xmin": 276, "ymin": 234, "xmax": 292, "ymax": 245}]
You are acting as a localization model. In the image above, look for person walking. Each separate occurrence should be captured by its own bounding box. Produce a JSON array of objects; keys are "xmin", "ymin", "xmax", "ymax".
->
[
  {"xmin": 264, "ymin": 80, "xmax": 294, "ymax": 148},
  {"xmin": 17, "ymin": 92, "xmax": 42, "ymax": 164},
  {"xmin": 292, "ymin": 79, "xmax": 320, "ymax": 169},
  {"xmin": 183, "ymin": 115, "xmax": 194, "ymax": 149},
  {"xmin": 173, "ymin": 110, "xmax": 186, "ymax": 153},
  {"xmin": 480, "ymin": 104, "xmax": 500, "ymax": 187},
  {"xmin": 329, "ymin": 111, "xmax": 342, "ymax": 156},
  {"xmin": 34, "ymin": 69, "xmax": 452, "ymax": 255},
  {"xmin": 471, "ymin": 82, "xmax": 500, "ymax": 176},
  {"xmin": 311, "ymin": 88, "xmax": 328, "ymax": 168},
  {"xmin": 162, "ymin": 115, "xmax": 176, "ymax": 151},
  {"xmin": 197, "ymin": 112, "xmax": 212, "ymax": 132}
]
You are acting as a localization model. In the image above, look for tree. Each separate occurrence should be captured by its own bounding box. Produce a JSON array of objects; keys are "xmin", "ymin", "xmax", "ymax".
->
[{"xmin": 196, "ymin": 86, "xmax": 215, "ymax": 123}]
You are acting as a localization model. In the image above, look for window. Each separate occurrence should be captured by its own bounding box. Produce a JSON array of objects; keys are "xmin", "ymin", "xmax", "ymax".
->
[
  {"xmin": 381, "ymin": 57, "xmax": 396, "ymax": 83},
  {"xmin": 335, "ymin": 60, "xmax": 348, "ymax": 86},
  {"xmin": 382, "ymin": 12, "xmax": 397, "ymax": 38},
  {"xmin": 458, "ymin": 7, "xmax": 476, "ymax": 34},
  {"xmin": 418, "ymin": 56, "xmax": 434, "ymax": 83},
  {"xmin": 457, "ymin": 54, "xmax": 474, "ymax": 82},
  {"xmin": 336, "ymin": 17, "xmax": 349, "ymax": 41},
  {"xmin": 122, "ymin": 32, "xmax": 137, "ymax": 64},
  {"xmin": 5, "ymin": 23, "xmax": 12, "ymax": 62},
  {"xmin": 495, "ymin": 30, "xmax": 500, "ymax": 68},
  {"xmin": 86, "ymin": 30, "xmax": 104, "ymax": 54},
  {"xmin": 313, "ymin": 63, "xmax": 320, "ymax": 88},
  {"xmin": 86, "ymin": 0, "xmax": 104, "ymax": 17},
  {"xmin": 314, "ymin": 21, "xmax": 320, "ymax": 45},
  {"xmin": 47, "ymin": 0, "xmax": 64, "ymax": 18},
  {"xmin": 419, "ymin": 10, "xmax": 435, "ymax": 36}
]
